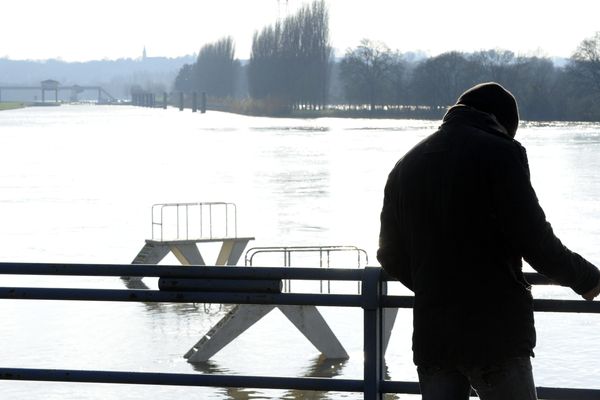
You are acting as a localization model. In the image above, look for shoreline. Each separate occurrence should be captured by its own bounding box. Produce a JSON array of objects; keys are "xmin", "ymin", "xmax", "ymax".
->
[
  {"xmin": 0, "ymin": 102, "xmax": 26, "ymax": 111},
  {"xmin": 203, "ymin": 102, "xmax": 447, "ymax": 120}
]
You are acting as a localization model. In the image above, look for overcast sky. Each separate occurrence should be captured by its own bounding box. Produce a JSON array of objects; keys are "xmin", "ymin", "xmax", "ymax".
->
[{"xmin": 2, "ymin": 0, "xmax": 599, "ymax": 61}]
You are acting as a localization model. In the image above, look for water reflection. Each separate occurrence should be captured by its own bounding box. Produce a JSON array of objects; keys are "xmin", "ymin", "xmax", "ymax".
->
[
  {"xmin": 191, "ymin": 355, "xmax": 349, "ymax": 400},
  {"xmin": 280, "ymin": 356, "xmax": 347, "ymax": 400},
  {"xmin": 190, "ymin": 356, "xmax": 402, "ymax": 400},
  {"xmin": 191, "ymin": 360, "xmax": 269, "ymax": 400}
]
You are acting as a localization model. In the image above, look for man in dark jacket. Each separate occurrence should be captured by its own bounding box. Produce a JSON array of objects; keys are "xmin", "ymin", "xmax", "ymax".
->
[{"xmin": 377, "ymin": 82, "xmax": 600, "ymax": 399}]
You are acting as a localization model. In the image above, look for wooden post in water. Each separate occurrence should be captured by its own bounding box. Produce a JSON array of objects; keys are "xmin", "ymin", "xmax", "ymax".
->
[
  {"xmin": 179, "ymin": 92, "xmax": 184, "ymax": 111},
  {"xmin": 192, "ymin": 92, "xmax": 198, "ymax": 112},
  {"xmin": 201, "ymin": 91, "xmax": 207, "ymax": 113},
  {"xmin": 163, "ymin": 92, "xmax": 167, "ymax": 109}
]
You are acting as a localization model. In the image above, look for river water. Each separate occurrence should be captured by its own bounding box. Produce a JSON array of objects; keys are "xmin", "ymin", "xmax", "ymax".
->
[{"xmin": 0, "ymin": 105, "xmax": 599, "ymax": 399}]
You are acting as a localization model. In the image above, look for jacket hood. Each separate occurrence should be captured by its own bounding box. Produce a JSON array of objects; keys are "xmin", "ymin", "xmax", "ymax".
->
[
  {"xmin": 455, "ymin": 82, "xmax": 519, "ymax": 138},
  {"xmin": 442, "ymin": 104, "xmax": 512, "ymax": 140}
]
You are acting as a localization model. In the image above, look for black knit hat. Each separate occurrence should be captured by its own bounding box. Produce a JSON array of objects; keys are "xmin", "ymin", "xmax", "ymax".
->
[{"xmin": 457, "ymin": 82, "xmax": 519, "ymax": 137}]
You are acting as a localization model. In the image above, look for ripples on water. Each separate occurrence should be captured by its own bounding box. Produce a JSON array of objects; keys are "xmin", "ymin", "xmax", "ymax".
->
[{"xmin": 0, "ymin": 105, "xmax": 599, "ymax": 398}]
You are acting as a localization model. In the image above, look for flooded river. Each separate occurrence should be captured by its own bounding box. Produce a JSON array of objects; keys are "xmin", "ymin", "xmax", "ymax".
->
[{"xmin": 0, "ymin": 105, "xmax": 599, "ymax": 398}]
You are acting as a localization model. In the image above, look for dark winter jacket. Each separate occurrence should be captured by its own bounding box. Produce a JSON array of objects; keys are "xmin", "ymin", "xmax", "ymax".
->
[{"xmin": 377, "ymin": 105, "xmax": 600, "ymax": 367}]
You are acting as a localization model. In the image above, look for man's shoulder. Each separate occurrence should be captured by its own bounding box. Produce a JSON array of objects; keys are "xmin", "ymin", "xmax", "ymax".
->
[{"xmin": 451, "ymin": 123, "xmax": 523, "ymax": 157}]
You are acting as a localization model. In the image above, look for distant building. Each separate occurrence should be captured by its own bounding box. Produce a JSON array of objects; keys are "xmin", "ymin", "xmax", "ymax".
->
[
  {"xmin": 41, "ymin": 79, "xmax": 59, "ymax": 89},
  {"xmin": 41, "ymin": 79, "xmax": 60, "ymax": 103}
]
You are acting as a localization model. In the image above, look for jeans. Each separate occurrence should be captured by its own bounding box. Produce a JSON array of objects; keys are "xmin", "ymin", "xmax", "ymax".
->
[{"xmin": 417, "ymin": 356, "xmax": 538, "ymax": 400}]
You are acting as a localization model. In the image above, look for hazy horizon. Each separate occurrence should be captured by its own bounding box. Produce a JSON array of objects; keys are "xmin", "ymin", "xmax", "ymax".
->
[{"xmin": 2, "ymin": 0, "xmax": 599, "ymax": 62}]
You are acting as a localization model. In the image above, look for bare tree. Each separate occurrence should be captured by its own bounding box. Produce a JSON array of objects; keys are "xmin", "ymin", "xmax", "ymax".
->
[
  {"xmin": 339, "ymin": 39, "xmax": 394, "ymax": 111},
  {"xmin": 470, "ymin": 49, "xmax": 515, "ymax": 84},
  {"xmin": 569, "ymin": 32, "xmax": 600, "ymax": 95}
]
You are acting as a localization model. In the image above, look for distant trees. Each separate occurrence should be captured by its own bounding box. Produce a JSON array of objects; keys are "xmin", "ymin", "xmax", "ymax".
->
[
  {"xmin": 339, "ymin": 40, "xmax": 395, "ymax": 111},
  {"xmin": 508, "ymin": 56, "xmax": 558, "ymax": 120},
  {"xmin": 470, "ymin": 49, "xmax": 515, "ymax": 84},
  {"xmin": 410, "ymin": 51, "xmax": 480, "ymax": 107},
  {"xmin": 565, "ymin": 32, "xmax": 600, "ymax": 119},
  {"xmin": 173, "ymin": 64, "xmax": 194, "ymax": 93},
  {"xmin": 569, "ymin": 32, "xmax": 600, "ymax": 95},
  {"xmin": 169, "ymin": 27, "xmax": 600, "ymax": 121},
  {"xmin": 247, "ymin": 0, "xmax": 332, "ymax": 111},
  {"xmin": 174, "ymin": 37, "xmax": 238, "ymax": 98},
  {"xmin": 332, "ymin": 36, "xmax": 600, "ymax": 121}
]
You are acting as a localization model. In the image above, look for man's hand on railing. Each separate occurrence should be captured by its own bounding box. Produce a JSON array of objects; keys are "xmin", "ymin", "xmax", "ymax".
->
[{"xmin": 582, "ymin": 280, "xmax": 600, "ymax": 301}]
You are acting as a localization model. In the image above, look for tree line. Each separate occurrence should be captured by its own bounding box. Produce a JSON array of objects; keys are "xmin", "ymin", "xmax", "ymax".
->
[
  {"xmin": 336, "ymin": 37, "xmax": 600, "ymax": 121},
  {"xmin": 173, "ymin": 1, "xmax": 600, "ymax": 121}
]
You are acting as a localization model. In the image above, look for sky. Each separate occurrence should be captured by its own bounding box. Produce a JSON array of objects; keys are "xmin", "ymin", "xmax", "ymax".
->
[{"xmin": 1, "ymin": 0, "xmax": 599, "ymax": 62}]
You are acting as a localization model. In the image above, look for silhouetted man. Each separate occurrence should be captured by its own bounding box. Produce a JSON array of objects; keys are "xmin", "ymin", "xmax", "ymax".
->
[{"xmin": 377, "ymin": 82, "xmax": 600, "ymax": 400}]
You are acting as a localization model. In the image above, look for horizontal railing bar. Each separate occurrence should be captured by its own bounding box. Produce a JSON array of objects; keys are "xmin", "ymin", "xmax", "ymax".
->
[
  {"xmin": 382, "ymin": 296, "xmax": 600, "ymax": 313},
  {"xmin": 0, "ymin": 263, "xmax": 364, "ymax": 280},
  {"xmin": 0, "ymin": 368, "xmax": 364, "ymax": 392},
  {"xmin": 381, "ymin": 381, "xmax": 600, "ymax": 398},
  {"xmin": 536, "ymin": 386, "xmax": 600, "ymax": 399},
  {"xmin": 0, "ymin": 264, "xmax": 561, "ymax": 286},
  {"xmin": 0, "ymin": 287, "xmax": 362, "ymax": 307},
  {"xmin": 1, "ymin": 368, "xmax": 597, "ymax": 397},
  {"xmin": 3, "ymin": 288, "xmax": 599, "ymax": 313},
  {"xmin": 533, "ymin": 299, "xmax": 600, "ymax": 313}
]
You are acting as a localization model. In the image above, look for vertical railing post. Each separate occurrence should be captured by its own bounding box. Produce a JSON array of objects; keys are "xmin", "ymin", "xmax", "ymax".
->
[{"xmin": 362, "ymin": 267, "xmax": 384, "ymax": 400}]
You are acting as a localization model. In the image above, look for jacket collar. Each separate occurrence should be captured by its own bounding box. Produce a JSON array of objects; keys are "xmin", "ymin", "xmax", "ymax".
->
[{"xmin": 441, "ymin": 104, "xmax": 512, "ymax": 139}]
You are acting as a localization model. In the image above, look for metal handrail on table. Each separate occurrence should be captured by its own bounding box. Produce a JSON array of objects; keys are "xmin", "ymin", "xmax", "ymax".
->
[
  {"xmin": 245, "ymin": 245, "xmax": 368, "ymax": 293},
  {"xmin": 151, "ymin": 202, "xmax": 237, "ymax": 241}
]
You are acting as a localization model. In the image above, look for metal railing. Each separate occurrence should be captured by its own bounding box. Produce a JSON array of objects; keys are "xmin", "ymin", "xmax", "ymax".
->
[
  {"xmin": 245, "ymin": 245, "xmax": 368, "ymax": 293},
  {"xmin": 0, "ymin": 262, "xmax": 598, "ymax": 399},
  {"xmin": 151, "ymin": 202, "xmax": 237, "ymax": 241}
]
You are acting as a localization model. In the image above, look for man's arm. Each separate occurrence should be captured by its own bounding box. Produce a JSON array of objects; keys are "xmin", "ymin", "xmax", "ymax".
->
[
  {"xmin": 492, "ymin": 143, "xmax": 600, "ymax": 299},
  {"xmin": 377, "ymin": 175, "xmax": 414, "ymax": 291}
]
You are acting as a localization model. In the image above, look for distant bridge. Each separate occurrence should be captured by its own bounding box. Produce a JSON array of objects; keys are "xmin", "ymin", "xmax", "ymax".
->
[{"xmin": 0, "ymin": 84, "xmax": 116, "ymax": 103}]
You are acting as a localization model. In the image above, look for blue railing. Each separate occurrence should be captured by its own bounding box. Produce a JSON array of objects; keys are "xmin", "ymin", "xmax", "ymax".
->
[{"xmin": 0, "ymin": 262, "xmax": 598, "ymax": 399}]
